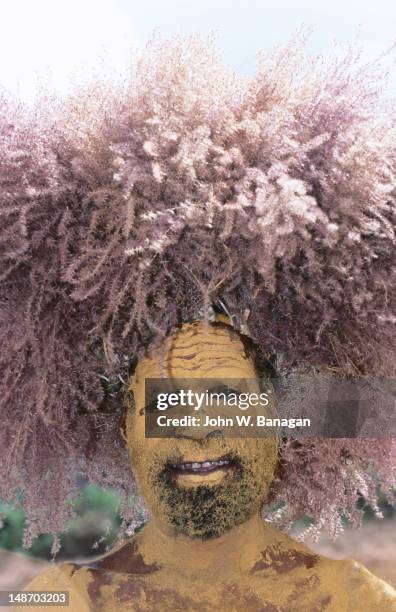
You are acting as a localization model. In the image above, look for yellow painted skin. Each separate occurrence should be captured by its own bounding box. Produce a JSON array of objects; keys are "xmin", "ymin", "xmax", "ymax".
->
[{"xmin": 19, "ymin": 321, "xmax": 396, "ymax": 611}]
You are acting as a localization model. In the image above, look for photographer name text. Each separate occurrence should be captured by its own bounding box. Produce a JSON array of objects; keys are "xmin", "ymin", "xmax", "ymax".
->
[{"xmin": 156, "ymin": 414, "xmax": 311, "ymax": 429}]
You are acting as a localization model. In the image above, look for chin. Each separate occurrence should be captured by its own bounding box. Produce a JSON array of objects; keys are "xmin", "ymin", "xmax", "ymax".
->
[{"xmin": 142, "ymin": 450, "xmax": 269, "ymax": 539}]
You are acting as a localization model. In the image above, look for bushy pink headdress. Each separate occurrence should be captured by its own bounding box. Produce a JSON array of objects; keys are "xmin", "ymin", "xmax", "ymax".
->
[{"xmin": 1, "ymin": 34, "xmax": 395, "ymax": 549}]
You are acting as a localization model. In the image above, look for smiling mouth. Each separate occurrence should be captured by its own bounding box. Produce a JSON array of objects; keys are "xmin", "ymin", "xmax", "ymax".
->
[
  {"xmin": 166, "ymin": 453, "xmax": 242, "ymax": 478},
  {"xmin": 169, "ymin": 458, "xmax": 232, "ymax": 474}
]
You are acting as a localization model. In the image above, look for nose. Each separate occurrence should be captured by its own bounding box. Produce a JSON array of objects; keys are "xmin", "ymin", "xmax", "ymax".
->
[
  {"xmin": 206, "ymin": 430, "xmax": 224, "ymax": 439},
  {"xmin": 175, "ymin": 427, "xmax": 224, "ymax": 441}
]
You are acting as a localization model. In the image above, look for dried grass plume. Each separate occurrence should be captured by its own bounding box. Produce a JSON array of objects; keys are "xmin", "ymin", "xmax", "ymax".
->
[{"xmin": 1, "ymin": 34, "xmax": 395, "ymax": 547}]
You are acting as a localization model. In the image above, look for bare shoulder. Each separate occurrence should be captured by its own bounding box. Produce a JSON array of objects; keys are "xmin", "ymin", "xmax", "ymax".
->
[
  {"xmin": 24, "ymin": 563, "xmax": 75, "ymax": 588},
  {"xmin": 319, "ymin": 556, "xmax": 396, "ymax": 611},
  {"xmin": 18, "ymin": 563, "xmax": 91, "ymax": 612},
  {"xmin": 251, "ymin": 529, "xmax": 396, "ymax": 611},
  {"xmin": 338, "ymin": 558, "xmax": 396, "ymax": 610}
]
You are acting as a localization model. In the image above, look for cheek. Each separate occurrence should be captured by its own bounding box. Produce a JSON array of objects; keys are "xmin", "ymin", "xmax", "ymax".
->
[
  {"xmin": 125, "ymin": 411, "xmax": 164, "ymax": 473},
  {"xmin": 238, "ymin": 439, "xmax": 278, "ymax": 479}
]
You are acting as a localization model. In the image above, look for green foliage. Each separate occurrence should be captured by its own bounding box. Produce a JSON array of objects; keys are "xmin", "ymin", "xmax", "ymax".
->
[
  {"xmin": 0, "ymin": 485, "xmax": 136, "ymax": 560},
  {"xmin": 358, "ymin": 491, "xmax": 396, "ymax": 522}
]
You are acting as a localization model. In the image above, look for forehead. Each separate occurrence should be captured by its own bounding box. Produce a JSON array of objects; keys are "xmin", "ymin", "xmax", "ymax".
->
[{"xmin": 132, "ymin": 322, "xmax": 257, "ymax": 386}]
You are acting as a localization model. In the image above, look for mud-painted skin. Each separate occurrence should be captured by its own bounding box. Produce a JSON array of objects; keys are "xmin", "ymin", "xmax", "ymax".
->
[{"xmin": 20, "ymin": 322, "xmax": 396, "ymax": 611}]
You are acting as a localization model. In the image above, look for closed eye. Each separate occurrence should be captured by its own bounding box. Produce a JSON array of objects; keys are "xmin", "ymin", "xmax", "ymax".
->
[{"xmin": 207, "ymin": 384, "xmax": 244, "ymax": 397}]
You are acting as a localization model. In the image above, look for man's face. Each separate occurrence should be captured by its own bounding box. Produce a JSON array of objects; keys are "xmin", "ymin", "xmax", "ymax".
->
[{"xmin": 126, "ymin": 321, "xmax": 278, "ymax": 539}]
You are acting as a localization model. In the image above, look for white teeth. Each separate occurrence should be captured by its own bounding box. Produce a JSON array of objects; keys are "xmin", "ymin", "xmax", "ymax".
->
[{"xmin": 171, "ymin": 459, "xmax": 231, "ymax": 470}]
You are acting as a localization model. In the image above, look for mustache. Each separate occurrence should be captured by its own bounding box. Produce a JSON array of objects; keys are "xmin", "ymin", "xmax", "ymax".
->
[{"xmin": 146, "ymin": 438, "xmax": 252, "ymax": 458}]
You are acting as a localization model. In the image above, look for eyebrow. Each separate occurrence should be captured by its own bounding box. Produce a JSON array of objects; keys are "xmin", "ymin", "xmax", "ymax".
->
[{"xmin": 205, "ymin": 384, "xmax": 244, "ymax": 395}]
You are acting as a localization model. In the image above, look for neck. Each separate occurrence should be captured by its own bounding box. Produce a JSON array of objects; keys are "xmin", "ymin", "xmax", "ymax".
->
[{"xmin": 138, "ymin": 513, "xmax": 280, "ymax": 578}]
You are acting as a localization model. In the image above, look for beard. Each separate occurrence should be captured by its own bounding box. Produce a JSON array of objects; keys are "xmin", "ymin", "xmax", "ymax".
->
[{"xmin": 133, "ymin": 439, "xmax": 277, "ymax": 539}]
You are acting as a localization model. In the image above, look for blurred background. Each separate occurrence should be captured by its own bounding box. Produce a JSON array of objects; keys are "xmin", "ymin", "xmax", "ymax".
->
[{"xmin": 0, "ymin": 0, "xmax": 395, "ymax": 595}]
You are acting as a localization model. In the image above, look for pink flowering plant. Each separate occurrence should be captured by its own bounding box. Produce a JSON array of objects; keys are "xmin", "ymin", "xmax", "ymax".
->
[{"xmin": 0, "ymin": 34, "xmax": 395, "ymax": 550}]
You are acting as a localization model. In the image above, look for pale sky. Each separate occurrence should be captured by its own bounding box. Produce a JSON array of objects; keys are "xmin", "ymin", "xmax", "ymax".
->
[{"xmin": 0, "ymin": 0, "xmax": 395, "ymax": 102}]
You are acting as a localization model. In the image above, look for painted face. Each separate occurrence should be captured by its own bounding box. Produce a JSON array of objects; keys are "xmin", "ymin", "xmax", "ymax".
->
[{"xmin": 125, "ymin": 321, "xmax": 278, "ymax": 539}]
